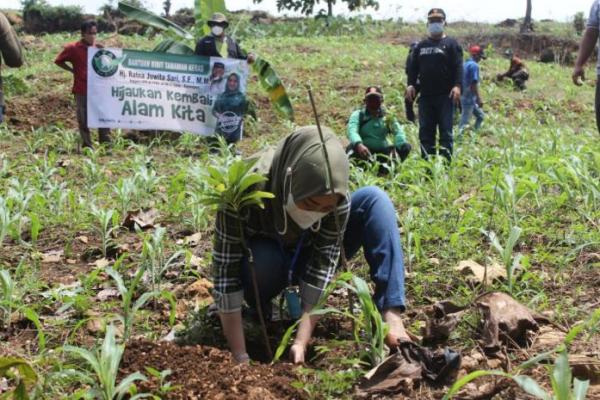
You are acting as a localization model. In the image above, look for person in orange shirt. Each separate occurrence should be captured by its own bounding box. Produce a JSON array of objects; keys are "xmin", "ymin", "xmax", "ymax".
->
[{"xmin": 497, "ymin": 55, "xmax": 529, "ymax": 91}]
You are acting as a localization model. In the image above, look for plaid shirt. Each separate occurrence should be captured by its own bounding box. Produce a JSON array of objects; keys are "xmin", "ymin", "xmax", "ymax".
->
[{"xmin": 212, "ymin": 195, "xmax": 350, "ymax": 313}]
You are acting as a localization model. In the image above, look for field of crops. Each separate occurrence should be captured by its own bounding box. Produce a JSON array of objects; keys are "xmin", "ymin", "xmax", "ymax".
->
[{"xmin": 0, "ymin": 19, "xmax": 599, "ymax": 399}]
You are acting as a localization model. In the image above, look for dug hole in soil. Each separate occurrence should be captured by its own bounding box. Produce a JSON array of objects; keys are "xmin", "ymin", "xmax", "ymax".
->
[{"xmin": 120, "ymin": 340, "xmax": 306, "ymax": 400}]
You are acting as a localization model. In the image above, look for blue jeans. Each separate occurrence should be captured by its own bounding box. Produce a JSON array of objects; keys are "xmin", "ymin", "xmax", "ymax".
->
[
  {"xmin": 0, "ymin": 105, "xmax": 4, "ymax": 124},
  {"xmin": 418, "ymin": 95, "xmax": 454, "ymax": 161},
  {"xmin": 458, "ymin": 102, "xmax": 484, "ymax": 135},
  {"xmin": 241, "ymin": 186, "xmax": 406, "ymax": 313}
]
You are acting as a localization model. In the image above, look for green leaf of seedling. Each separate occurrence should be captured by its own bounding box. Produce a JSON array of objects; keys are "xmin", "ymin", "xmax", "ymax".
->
[
  {"xmin": 552, "ymin": 351, "xmax": 572, "ymax": 400},
  {"xmin": 512, "ymin": 375, "xmax": 551, "ymax": 400},
  {"xmin": 573, "ymin": 378, "xmax": 590, "ymax": 400},
  {"xmin": 22, "ymin": 307, "xmax": 45, "ymax": 352}
]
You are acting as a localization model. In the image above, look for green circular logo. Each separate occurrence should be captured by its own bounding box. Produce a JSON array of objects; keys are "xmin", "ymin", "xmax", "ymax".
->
[{"xmin": 92, "ymin": 50, "xmax": 118, "ymax": 77}]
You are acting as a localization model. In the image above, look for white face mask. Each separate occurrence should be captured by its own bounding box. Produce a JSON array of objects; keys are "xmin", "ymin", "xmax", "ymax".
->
[
  {"xmin": 211, "ymin": 26, "xmax": 224, "ymax": 36},
  {"xmin": 427, "ymin": 22, "xmax": 444, "ymax": 36},
  {"xmin": 285, "ymin": 193, "xmax": 328, "ymax": 230}
]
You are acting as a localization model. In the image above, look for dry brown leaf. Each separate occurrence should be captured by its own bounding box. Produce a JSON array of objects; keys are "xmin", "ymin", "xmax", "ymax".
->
[
  {"xmin": 569, "ymin": 355, "xmax": 600, "ymax": 384},
  {"xmin": 533, "ymin": 325, "xmax": 566, "ymax": 349},
  {"xmin": 96, "ymin": 288, "xmax": 120, "ymax": 301},
  {"xmin": 94, "ymin": 258, "xmax": 110, "ymax": 269},
  {"xmin": 76, "ymin": 235, "xmax": 89, "ymax": 244},
  {"xmin": 66, "ymin": 258, "xmax": 77, "ymax": 265},
  {"xmin": 123, "ymin": 208, "xmax": 159, "ymax": 231},
  {"xmin": 185, "ymin": 278, "xmax": 213, "ymax": 302},
  {"xmin": 476, "ymin": 292, "xmax": 540, "ymax": 353},
  {"xmin": 41, "ymin": 250, "xmax": 63, "ymax": 263},
  {"xmin": 184, "ymin": 232, "xmax": 202, "ymax": 246},
  {"xmin": 189, "ymin": 255, "xmax": 203, "ymax": 268},
  {"xmin": 455, "ymin": 260, "xmax": 507, "ymax": 285}
]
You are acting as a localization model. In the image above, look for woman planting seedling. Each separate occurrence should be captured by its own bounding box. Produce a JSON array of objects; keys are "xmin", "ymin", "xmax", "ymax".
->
[{"xmin": 206, "ymin": 125, "xmax": 410, "ymax": 364}]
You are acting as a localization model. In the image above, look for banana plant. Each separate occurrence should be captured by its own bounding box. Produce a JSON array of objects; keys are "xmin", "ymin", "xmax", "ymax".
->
[{"xmin": 118, "ymin": 1, "xmax": 294, "ymax": 121}]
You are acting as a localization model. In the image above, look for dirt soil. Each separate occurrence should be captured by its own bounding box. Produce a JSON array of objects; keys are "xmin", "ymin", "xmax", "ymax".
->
[
  {"xmin": 120, "ymin": 340, "xmax": 307, "ymax": 400},
  {"xmin": 6, "ymin": 91, "xmax": 77, "ymax": 131}
]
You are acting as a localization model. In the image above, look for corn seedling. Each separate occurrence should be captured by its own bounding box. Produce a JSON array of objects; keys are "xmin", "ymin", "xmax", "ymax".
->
[
  {"xmin": 482, "ymin": 225, "xmax": 523, "ymax": 293},
  {"xmin": 0, "ymin": 268, "xmax": 16, "ymax": 328},
  {"xmin": 112, "ymin": 177, "xmax": 140, "ymax": 217},
  {"xmin": 144, "ymin": 367, "xmax": 180, "ymax": 398},
  {"xmin": 442, "ymin": 308, "xmax": 600, "ymax": 400},
  {"xmin": 63, "ymin": 324, "xmax": 149, "ymax": 400},
  {"xmin": 91, "ymin": 206, "xmax": 120, "ymax": 258},
  {"xmin": 140, "ymin": 226, "xmax": 184, "ymax": 295},
  {"xmin": 275, "ymin": 272, "xmax": 388, "ymax": 368},
  {"xmin": 107, "ymin": 257, "xmax": 176, "ymax": 341}
]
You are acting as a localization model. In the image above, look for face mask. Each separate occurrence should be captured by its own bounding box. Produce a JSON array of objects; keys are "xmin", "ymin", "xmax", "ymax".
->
[
  {"xmin": 285, "ymin": 192, "xmax": 328, "ymax": 230},
  {"xmin": 211, "ymin": 26, "xmax": 224, "ymax": 36},
  {"xmin": 427, "ymin": 22, "xmax": 444, "ymax": 36}
]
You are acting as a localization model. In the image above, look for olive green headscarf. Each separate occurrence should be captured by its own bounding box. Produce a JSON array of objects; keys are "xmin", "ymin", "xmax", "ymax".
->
[{"xmin": 251, "ymin": 125, "xmax": 349, "ymax": 243}]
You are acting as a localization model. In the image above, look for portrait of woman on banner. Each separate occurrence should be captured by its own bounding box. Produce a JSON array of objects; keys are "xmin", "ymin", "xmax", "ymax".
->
[{"xmin": 212, "ymin": 72, "xmax": 247, "ymax": 143}]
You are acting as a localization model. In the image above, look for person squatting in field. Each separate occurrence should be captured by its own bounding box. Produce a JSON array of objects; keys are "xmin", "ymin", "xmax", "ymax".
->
[
  {"xmin": 0, "ymin": 11, "xmax": 24, "ymax": 124},
  {"xmin": 346, "ymin": 86, "xmax": 412, "ymax": 172},
  {"xmin": 210, "ymin": 126, "xmax": 410, "ymax": 364},
  {"xmin": 406, "ymin": 8, "xmax": 463, "ymax": 163},
  {"xmin": 55, "ymin": 20, "xmax": 111, "ymax": 149},
  {"xmin": 497, "ymin": 54, "xmax": 529, "ymax": 91}
]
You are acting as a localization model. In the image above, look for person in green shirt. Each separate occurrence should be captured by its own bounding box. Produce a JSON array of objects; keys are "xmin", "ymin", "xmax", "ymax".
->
[{"xmin": 347, "ymin": 87, "xmax": 412, "ymax": 170}]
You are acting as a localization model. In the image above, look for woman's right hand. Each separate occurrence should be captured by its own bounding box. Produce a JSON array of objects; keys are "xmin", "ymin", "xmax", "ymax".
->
[{"xmin": 290, "ymin": 343, "xmax": 306, "ymax": 364}]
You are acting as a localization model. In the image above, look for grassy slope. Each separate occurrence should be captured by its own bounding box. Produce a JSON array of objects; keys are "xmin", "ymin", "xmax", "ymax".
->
[{"xmin": 0, "ymin": 24, "xmax": 598, "ymax": 398}]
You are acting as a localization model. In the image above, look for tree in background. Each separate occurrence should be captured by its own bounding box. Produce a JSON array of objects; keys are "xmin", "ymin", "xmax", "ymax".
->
[
  {"xmin": 163, "ymin": 0, "xmax": 172, "ymax": 17},
  {"xmin": 520, "ymin": 0, "xmax": 533, "ymax": 33},
  {"xmin": 253, "ymin": 0, "xmax": 379, "ymax": 18},
  {"xmin": 574, "ymin": 11, "xmax": 585, "ymax": 35}
]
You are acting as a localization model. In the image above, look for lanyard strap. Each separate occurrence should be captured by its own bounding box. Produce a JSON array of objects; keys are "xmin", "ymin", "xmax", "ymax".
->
[{"xmin": 287, "ymin": 232, "xmax": 306, "ymax": 285}]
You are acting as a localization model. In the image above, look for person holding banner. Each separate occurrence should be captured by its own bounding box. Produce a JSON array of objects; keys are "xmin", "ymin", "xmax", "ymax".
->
[
  {"xmin": 213, "ymin": 73, "xmax": 247, "ymax": 143},
  {"xmin": 55, "ymin": 20, "xmax": 111, "ymax": 149},
  {"xmin": 210, "ymin": 126, "xmax": 410, "ymax": 364},
  {"xmin": 195, "ymin": 13, "xmax": 255, "ymax": 63}
]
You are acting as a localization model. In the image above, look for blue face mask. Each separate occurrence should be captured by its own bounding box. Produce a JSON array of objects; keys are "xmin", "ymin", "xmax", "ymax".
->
[{"xmin": 428, "ymin": 22, "xmax": 444, "ymax": 36}]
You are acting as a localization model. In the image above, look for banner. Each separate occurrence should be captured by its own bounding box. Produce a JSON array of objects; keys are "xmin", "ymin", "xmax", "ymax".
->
[{"xmin": 87, "ymin": 48, "xmax": 249, "ymax": 140}]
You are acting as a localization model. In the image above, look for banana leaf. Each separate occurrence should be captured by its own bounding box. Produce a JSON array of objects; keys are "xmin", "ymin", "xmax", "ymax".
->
[
  {"xmin": 195, "ymin": 0, "xmax": 227, "ymax": 36},
  {"xmin": 153, "ymin": 39, "xmax": 195, "ymax": 55},
  {"xmin": 252, "ymin": 56, "xmax": 295, "ymax": 121},
  {"xmin": 118, "ymin": 2, "xmax": 193, "ymax": 40}
]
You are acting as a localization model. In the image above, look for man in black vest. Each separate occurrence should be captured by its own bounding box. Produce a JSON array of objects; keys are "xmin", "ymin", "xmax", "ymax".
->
[
  {"xmin": 406, "ymin": 8, "xmax": 463, "ymax": 162},
  {"xmin": 195, "ymin": 13, "xmax": 255, "ymax": 63}
]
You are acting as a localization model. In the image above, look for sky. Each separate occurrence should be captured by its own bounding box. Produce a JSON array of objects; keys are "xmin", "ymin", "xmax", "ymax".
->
[{"xmin": 1, "ymin": 0, "xmax": 595, "ymax": 23}]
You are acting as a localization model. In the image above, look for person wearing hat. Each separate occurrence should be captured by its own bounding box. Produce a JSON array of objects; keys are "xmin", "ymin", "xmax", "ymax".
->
[
  {"xmin": 347, "ymin": 86, "xmax": 411, "ymax": 171},
  {"xmin": 406, "ymin": 8, "xmax": 463, "ymax": 162},
  {"xmin": 194, "ymin": 12, "xmax": 255, "ymax": 63},
  {"xmin": 0, "ymin": 11, "xmax": 23, "ymax": 124},
  {"xmin": 458, "ymin": 45, "xmax": 486, "ymax": 137}
]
